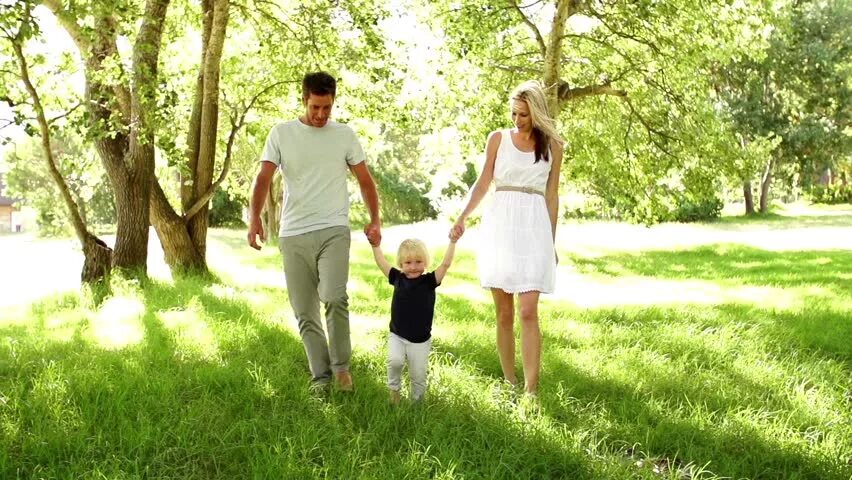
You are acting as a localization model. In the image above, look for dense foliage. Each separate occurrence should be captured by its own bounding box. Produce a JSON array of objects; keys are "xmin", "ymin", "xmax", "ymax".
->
[{"xmin": 1, "ymin": 0, "xmax": 849, "ymax": 241}]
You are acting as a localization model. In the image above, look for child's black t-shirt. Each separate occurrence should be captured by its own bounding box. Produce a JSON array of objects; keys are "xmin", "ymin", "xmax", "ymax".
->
[{"xmin": 388, "ymin": 267, "xmax": 440, "ymax": 343}]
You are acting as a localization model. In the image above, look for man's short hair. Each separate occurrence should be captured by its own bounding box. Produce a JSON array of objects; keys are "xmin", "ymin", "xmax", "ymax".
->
[{"xmin": 302, "ymin": 72, "xmax": 336, "ymax": 100}]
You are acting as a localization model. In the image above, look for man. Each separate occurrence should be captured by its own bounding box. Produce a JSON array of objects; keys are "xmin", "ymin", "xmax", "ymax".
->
[{"xmin": 248, "ymin": 71, "xmax": 381, "ymax": 392}]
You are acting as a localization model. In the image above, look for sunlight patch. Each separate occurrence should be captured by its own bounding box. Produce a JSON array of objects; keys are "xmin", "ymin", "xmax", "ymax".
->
[
  {"xmin": 157, "ymin": 306, "xmax": 220, "ymax": 362},
  {"xmin": 553, "ymin": 270, "xmax": 802, "ymax": 309},
  {"xmin": 550, "ymin": 318, "xmax": 595, "ymax": 343},
  {"xmin": 349, "ymin": 312, "xmax": 386, "ymax": 354},
  {"xmin": 347, "ymin": 277, "xmax": 371, "ymax": 296},
  {"xmin": 207, "ymin": 238, "xmax": 284, "ymax": 289},
  {"xmin": 206, "ymin": 284, "xmax": 237, "ymax": 300},
  {"xmin": 43, "ymin": 311, "xmax": 83, "ymax": 343},
  {"xmin": 440, "ymin": 282, "xmax": 491, "ymax": 303},
  {"xmin": 90, "ymin": 296, "xmax": 145, "ymax": 349}
]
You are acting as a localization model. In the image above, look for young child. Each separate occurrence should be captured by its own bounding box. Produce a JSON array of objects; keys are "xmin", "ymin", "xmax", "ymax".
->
[{"xmin": 371, "ymin": 237, "xmax": 457, "ymax": 404}]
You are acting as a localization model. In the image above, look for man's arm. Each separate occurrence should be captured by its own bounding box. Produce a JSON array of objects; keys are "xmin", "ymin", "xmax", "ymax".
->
[
  {"xmin": 371, "ymin": 244, "xmax": 392, "ymax": 278},
  {"xmin": 247, "ymin": 161, "xmax": 278, "ymax": 250},
  {"xmin": 349, "ymin": 161, "xmax": 382, "ymax": 246},
  {"xmin": 434, "ymin": 240, "xmax": 457, "ymax": 284}
]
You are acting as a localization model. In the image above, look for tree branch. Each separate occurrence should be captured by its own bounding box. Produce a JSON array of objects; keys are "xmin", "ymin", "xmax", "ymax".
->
[
  {"xmin": 586, "ymin": 6, "xmax": 665, "ymax": 57},
  {"xmin": 10, "ymin": 31, "xmax": 90, "ymax": 245},
  {"xmin": 128, "ymin": 0, "xmax": 170, "ymax": 172},
  {"xmin": 557, "ymin": 80, "xmax": 626, "ymax": 103},
  {"xmin": 509, "ymin": 0, "xmax": 546, "ymax": 57},
  {"xmin": 493, "ymin": 64, "xmax": 542, "ymax": 75},
  {"xmin": 41, "ymin": 0, "xmax": 91, "ymax": 53},
  {"xmin": 184, "ymin": 80, "xmax": 289, "ymax": 220},
  {"xmin": 41, "ymin": 0, "xmax": 132, "ymax": 120},
  {"xmin": 623, "ymin": 96, "xmax": 677, "ymax": 157},
  {"xmin": 47, "ymin": 101, "xmax": 84, "ymax": 125}
]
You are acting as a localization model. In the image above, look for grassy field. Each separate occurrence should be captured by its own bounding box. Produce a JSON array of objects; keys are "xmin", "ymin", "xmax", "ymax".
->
[{"xmin": 0, "ymin": 208, "xmax": 850, "ymax": 479}]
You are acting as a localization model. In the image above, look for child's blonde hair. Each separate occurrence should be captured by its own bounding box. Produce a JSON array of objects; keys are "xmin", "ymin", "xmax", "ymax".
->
[{"xmin": 397, "ymin": 238, "xmax": 429, "ymax": 267}]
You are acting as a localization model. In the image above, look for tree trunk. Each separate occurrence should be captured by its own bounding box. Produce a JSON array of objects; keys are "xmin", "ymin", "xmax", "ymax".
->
[
  {"xmin": 148, "ymin": 0, "xmax": 230, "ymax": 276},
  {"xmin": 82, "ymin": 234, "xmax": 113, "ymax": 284},
  {"xmin": 759, "ymin": 157, "xmax": 774, "ymax": 213},
  {"xmin": 543, "ymin": 1, "xmax": 575, "ymax": 116},
  {"xmin": 109, "ymin": 166, "xmax": 151, "ymax": 272},
  {"xmin": 150, "ymin": 182, "xmax": 206, "ymax": 275},
  {"xmin": 743, "ymin": 180, "xmax": 755, "ymax": 215},
  {"xmin": 186, "ymin": 0, "xmax": 229, "ymax": 260}
]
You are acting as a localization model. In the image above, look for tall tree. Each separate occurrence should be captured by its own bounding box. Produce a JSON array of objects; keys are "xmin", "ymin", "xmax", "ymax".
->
[
  {"xmin": 0, "ymin": 1, "xmax": 112, "ymax": 282},
  {"xmin": 419, "ymin": 0, "xmax": 767, "ymax": 222},
  {"xmin": 718, "ymin": 0, "xmax": 851, "ymax": 213},
  {"xmin": 35, "ymin": 0, "xmax": 170, "ymax": 276}
]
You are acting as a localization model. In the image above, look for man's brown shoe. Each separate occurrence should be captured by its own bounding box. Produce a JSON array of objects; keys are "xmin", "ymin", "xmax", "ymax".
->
[{"xmin": 335, "ymin": 371, "xmax": 353, "ymax": 391}]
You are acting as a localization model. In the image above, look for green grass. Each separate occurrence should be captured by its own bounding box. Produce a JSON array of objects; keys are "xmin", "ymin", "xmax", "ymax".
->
[{"xmin": 1, "ymin": 222, "xmax": 850, "ymax": 479}]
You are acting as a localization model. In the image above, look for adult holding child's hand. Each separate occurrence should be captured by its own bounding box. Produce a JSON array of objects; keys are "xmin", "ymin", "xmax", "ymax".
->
[
  {"xmin": 365, "ymin": 222, "xmax": 381, "ymax": 246},
  {"xmin": 247, "ymin": 71, "xmax": 381, "ymax": 394},
  {"xmin": 453, "ymin": 80, "xmax": 564, "ymax": 398},
  {"xmin": 450, "ymin": 220, "xmax": 465, "ymax": 242}
]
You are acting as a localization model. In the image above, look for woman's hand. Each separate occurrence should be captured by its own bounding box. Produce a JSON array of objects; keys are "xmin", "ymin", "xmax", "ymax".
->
[{"xmin": 450, "ymin": 219, "xmax": 465, "ymax": 242}]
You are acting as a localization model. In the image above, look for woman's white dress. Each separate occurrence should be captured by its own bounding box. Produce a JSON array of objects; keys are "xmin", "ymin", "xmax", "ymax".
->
[{"xmin": 478, "ymin": 129, "xmax": 556, "ymax": 294}]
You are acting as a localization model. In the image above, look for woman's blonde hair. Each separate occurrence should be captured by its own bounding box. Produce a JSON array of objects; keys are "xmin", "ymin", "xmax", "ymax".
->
[
  {"xmin": 397, "ymin": 238, "xmax": 429, "ymax": 267},
  {"xmin": 509, "ymin": 80, "xmax": 564, "ymax": 163}
]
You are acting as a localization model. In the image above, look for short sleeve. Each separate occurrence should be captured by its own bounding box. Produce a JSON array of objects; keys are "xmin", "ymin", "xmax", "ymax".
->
[
  {"xmin": 388, "ymin": 267, "xmax": 400, "ymax": 285},
  {"xmin": 260, "ymin": 125, "xmax": 281, "ymax": 166},
  {"xmin": 345, "ymin": 126, "xmax": 366, "ymax": 166},
  {"xmin": 426, "ymin": 272, "xmax": 439, "ymax": 288}
]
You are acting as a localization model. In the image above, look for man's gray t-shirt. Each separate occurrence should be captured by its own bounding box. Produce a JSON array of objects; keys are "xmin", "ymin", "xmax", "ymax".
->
[{"xmin": 260, "ymin": 119, "xmax": 366, "ymax": 237}]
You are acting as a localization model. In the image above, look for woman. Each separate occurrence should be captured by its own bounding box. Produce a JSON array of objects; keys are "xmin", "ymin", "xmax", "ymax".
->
[{"xmin": 451, "ymin": 80, "xmax": 563, "ymax": 396}]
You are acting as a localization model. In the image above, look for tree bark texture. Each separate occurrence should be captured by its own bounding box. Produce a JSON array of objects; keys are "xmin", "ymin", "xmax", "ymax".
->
[
  {"xmin": 150, "ymin": 182, "xmax": 205, "ymax": 275},
  {"xmin": 743, "ymin": 180, "xmax": 755, "ymax": 215},
  {"xmin": 759, "ymin": 157, "xmax": 774, "ymax": 213}
]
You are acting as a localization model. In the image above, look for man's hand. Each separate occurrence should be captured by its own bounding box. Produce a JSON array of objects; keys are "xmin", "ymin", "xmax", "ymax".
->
[
  {"xmin": 247, "ymin": 220, "xmax": 266, "ymax": 250},
  {"xmin": 364, "ymin": 222, "xmax": 381, "ymax": 247}
]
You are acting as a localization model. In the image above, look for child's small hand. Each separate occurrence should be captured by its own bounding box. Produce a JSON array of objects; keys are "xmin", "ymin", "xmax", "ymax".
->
[
  {"xmin": 365, "ymin": 231, "xmax": 380, "ymax": 247},
  {"xmin": 449, "ymin": 222, "xmax": 464, "ymax": 242}
]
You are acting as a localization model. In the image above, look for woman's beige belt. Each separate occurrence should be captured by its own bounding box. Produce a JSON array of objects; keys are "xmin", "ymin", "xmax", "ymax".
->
[{"xmin": 495, "ymin": 186, "xmax": 544, "ymax": 197}]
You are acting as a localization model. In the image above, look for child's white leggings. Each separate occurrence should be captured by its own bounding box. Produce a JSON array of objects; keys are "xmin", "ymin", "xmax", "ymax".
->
[{"xmin": 387, "ymin": 332, "xmax": 431, "ymax": 401}]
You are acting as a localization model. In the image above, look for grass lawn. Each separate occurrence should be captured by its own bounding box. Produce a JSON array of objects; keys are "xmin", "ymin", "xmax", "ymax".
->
[{"xmin": 0, "ymin": 210, "xmax": 850, "ymax": 479}]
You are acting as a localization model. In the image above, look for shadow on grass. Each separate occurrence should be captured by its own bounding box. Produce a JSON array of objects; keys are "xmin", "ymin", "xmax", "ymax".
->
[
  {"xmin": 0, "ymin": 277, "xmax": 602, "ymax": 479},
  {"xmin": 432, "ymin": 297, "xmax": 850, "ymax": 480}
]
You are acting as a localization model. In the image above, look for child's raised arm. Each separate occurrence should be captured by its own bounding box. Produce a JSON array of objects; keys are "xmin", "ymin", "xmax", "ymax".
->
[
  {"xmin": 434, "ymin": 240, "xmax": 457, "ymax": 284},
  {"xmin": 371, "ymin": 244, "xmax": 392, "ymax": 278}
]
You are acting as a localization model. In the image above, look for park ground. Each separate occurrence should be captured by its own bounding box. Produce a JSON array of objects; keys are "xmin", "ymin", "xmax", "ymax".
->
[{"xmin": 0, "ymin": 203, "xmax": 850, "ymax": 479}]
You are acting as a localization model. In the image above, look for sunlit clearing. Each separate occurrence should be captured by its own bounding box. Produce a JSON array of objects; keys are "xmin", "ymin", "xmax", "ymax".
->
[
  {"xmin": 554, "ymin": 269, "xmax": 804, "ymax": 309},
  {"xmin": 349, "ymin": 312, "xmax": 386, "ymax": 354},
  {"xmin": 347, "ymin": 277, "xmax": 373, "ymax": 298},
  {"xmin": 206, "ymin": 284, "xmax": 237, "ymax": 301},
  {"xmin": 44, "ymin": 311, "xmax": 83, "ymax": 343},
  {"xmin": 223, "ymin": 266, "xmax": 285, "ymax": 290},
  {"xmin": 157, "ymin": 307, "xmax": 220, "ymax": 363},
  {"xmin": 549, "ymin": 318, "xmax": 595, "ymax": 344},
  {"xmin": 90, "ymin": 296, "xmax": 145, "ymax": 349},
  {"xmin": 206, "ymin": 239, "xmax": 285, "ymax": 289},
  {"xmin": 441, "ymin": 282, "xmax": 491, "ymax": 303}
]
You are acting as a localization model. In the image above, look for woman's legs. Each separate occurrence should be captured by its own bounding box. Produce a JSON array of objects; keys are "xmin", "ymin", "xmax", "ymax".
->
[
  {"xmin": 518, "ymin": 291, "xmax": 541, "ymax": 394},
  {"xmin": 491, "ymin": 288, "xmax": 517, "ymax": 385}
]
